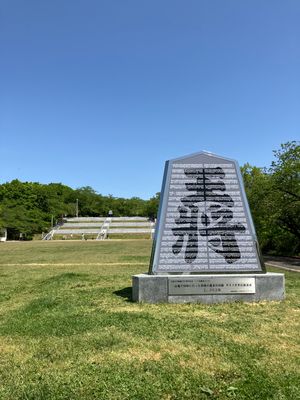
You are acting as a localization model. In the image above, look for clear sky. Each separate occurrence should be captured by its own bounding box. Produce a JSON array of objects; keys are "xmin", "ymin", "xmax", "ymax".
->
[{"xmin": 1, "ymin": 0, "xmax": 299, "ymax": 199}]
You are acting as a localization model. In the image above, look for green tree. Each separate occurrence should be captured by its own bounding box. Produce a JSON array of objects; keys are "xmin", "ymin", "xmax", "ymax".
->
[
  {"xmin": 241, "ymin": 141, "xmax": 300, "ymax": 255},
  {"xmin": 240, "ymin": 164, "xmax": 272, "ymax": 251},
  {"xmin": 268, "ymin": 141, "xmax": 300, "ymax": 254},
  {"xmin": 144, "ymin": 193, "xmax": 160, "ymax": 220}
]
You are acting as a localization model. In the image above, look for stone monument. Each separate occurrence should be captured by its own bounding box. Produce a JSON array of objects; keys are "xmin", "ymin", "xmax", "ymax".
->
[{"xmin": 132, "ymin": 151, "xmax": 285, "ymax": 303}]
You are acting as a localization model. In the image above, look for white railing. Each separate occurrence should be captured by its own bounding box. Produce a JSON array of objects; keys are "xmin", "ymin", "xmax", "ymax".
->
[
  {"xmin": 96, "ymin": 217, "xmax": 111, "ymax": 240},
  {"xmin": 42, "ymin": 229, "xmax": 55, "ymax": 240}
]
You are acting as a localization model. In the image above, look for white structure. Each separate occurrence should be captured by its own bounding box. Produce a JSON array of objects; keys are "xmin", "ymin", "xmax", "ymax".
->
[
  {"xmin": 0, "ymin": 228, "xmax": 7, "ymax": 242},
  {"xmin": 43, "ymin": 217, "xmax": 155, "ymax": 240}
]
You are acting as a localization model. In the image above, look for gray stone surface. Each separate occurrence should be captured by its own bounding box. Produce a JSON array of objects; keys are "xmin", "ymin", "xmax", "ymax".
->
[
  {"xmin": 132, "ymin": 273, "xmax": 285, "ymax": 304},
  {"xmin": 150, "ymin": 151, "xmax": 265, "ymax": 274},
  {"xmin": 132, "ymin": 275, "xmax": 168, "ymax": 303}
]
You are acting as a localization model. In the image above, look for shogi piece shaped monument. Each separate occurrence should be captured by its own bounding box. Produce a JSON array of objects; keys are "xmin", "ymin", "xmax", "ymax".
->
[{"xmin": 132, "ymin": 151, "xmax": 285, "ymax": 303}]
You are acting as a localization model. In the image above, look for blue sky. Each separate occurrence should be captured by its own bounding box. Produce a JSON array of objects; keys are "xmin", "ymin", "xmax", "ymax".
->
[{"xmin": 1, "ymin": 0, "xmax": 299, "ymax": 199}]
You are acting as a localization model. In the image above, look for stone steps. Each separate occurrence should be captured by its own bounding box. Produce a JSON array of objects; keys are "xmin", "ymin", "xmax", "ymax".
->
[{"xmin": 44, "ymin": 216, "xmax": 156, "ymax": 239}]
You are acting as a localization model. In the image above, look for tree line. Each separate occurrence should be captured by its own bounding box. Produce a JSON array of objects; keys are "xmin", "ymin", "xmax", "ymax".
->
[
  {"xmin": 0, "ymin": 141, "xmax": 299, "ymax": 256},
  {"xmin": 0, "ymin": 182, "xmax": 159, "ymax": 240}
]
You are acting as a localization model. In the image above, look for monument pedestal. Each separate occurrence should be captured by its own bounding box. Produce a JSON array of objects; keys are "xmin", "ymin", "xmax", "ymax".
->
[{"xmin": 132, "ymin": 273, "xmax": 285, "ymax": 304}]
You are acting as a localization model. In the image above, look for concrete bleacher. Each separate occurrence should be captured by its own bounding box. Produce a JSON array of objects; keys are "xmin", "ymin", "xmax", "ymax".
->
[{"xmin": 43, "ymin": 217, "xmax": 155, "ymax": 240}]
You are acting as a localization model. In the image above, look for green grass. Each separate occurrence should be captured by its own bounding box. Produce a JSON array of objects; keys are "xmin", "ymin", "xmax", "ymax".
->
[{"xmin": 0, "ymin": 241, "xmax": 299, "ymax": 400}]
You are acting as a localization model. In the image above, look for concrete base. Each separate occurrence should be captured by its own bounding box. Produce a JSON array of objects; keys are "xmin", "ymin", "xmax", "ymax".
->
[{"xmin": 132, "ymin": 273, "xmax": 285, "ymax": 304}]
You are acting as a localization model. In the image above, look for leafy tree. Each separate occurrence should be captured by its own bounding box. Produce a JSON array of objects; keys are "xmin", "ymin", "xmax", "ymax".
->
[
  {"xmin": 240, "ymin": 164, "xmax": 272, "ymax": 251},
  {"xmin": 144, "ymin": 193, "xmax": 160, "ymax": 220},
  {"xmin": 268, "ymin": 141, "xmax": 300, "ymax": 254},
  {"xmin": 241, "ymin": 141, "xmax": 300, "ymax": 255}
]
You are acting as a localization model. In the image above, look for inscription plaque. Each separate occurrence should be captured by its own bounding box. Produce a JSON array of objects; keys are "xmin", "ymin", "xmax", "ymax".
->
[
  {"xmin": 168, "ymin": 277, "xmax": 256, "ymax": 295},
  {"xmin": 149, "ymin": 151, "xmax": 265, "ymax": 274}
]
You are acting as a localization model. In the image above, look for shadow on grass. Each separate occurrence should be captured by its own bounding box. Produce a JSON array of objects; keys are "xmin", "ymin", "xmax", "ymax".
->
[{"xmin": 114, "ymin": 286, "xmax": 133, "ymax": 302}]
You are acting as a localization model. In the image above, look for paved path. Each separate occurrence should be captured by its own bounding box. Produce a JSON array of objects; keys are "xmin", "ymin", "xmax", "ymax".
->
[{"xmin": 264, "ymin": 255, "xmax": 300, "ymax": 273}]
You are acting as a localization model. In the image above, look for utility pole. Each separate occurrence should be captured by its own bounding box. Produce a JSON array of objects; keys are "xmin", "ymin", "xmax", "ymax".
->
[
  {"xmin": 76, "ymin": 199, "xmax": 79, "ymax": 218},
  {"xmin": 51, "ymin": 215, "xmax": 54, "ymax": 228}
]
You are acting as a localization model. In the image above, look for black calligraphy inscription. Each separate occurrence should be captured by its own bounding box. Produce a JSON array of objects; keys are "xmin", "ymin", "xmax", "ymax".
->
[{"xmin": 172, "ymin": 167, "xmax": 246, "ymax": 264}]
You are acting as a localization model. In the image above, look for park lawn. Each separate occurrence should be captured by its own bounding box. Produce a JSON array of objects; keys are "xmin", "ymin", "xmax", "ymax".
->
[{"xmin": 0, "ymin": 241, "xmax": 299, "ymax": 400}]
